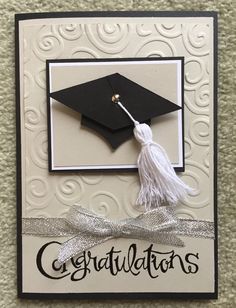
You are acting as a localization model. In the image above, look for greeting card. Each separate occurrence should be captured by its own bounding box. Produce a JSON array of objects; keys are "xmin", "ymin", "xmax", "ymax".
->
[{"xmin": 16, "ymin": 11, "xmax": 217, "ymax": 299}]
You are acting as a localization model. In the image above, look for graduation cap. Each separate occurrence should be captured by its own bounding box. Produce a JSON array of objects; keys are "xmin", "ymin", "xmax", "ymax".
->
[
  {"xmin": 49, "ymin": 73, "xmax": 181, "ymax": 149},
  {"xmin": 50, "ymin": 73, "xmax": 192, "ymax": 210}
]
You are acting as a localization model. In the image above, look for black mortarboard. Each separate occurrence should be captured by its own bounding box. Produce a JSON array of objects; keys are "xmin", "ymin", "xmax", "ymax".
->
[{"xmin": 50, "ymin": 73, "xmax": 181, "ymax": 149}]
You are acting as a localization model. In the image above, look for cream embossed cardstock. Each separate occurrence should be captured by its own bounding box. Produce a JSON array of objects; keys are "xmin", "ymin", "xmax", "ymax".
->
[{"xmin": 17, "ymin": 13, "xmax": 216, "ymax": 297}]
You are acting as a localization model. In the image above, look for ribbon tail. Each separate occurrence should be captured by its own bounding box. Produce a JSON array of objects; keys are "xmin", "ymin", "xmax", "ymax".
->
[{"xmin": 57, "ymin": 233, "xmax": 113, "ymax": 265}]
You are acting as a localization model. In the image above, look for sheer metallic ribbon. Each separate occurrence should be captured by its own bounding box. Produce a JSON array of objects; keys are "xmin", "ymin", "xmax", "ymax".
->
[{"xmin": 22, "ymin": 205, "xmax": 214, "ymax": 264}]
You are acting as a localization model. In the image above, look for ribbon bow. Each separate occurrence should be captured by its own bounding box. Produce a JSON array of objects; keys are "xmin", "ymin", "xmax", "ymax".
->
[{"xmin": 58, "ymin": 205, "xmax": 184, "ymax": 264}]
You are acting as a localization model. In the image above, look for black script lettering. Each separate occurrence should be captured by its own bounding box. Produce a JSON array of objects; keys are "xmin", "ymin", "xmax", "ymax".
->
[
  {"xmin": 97, "ymin": 257, "xmax": 109, "ymax": 271},
  {"xmin": 134, "ymin": 257, "xmax": 145, "ymax": 272},
  {"xmin": 159, "ymin": 250, "xmax": 176, "ymax": 272},
  {"xmin": 107, "ymin": 247, "xmax": 124, "ymax": 275},
  {"xmin": 113, "ymin": 255, "xmax": 126, "ymax": 275},
  {"xmin": 127, "ymin": 244, "xmax": 139, "ymax": 275},
  {"xmin": 145, "ymin": 245, "xmax": 173, "ymax": 278},
  {"xmin": 185, "ymin": 253, "xmax": 199, "ymax": 273},
  {"xmin": 126, "ymin": 243, "xmax": 143, "ymax": 276},
  {"xmin": 70, "ymin": 252, "xmax": 91, "ymax": 281},
  {"xmin": 36, "ymin": 241, "xmax": 70, "ymax": 279},
  {"xmin": 169, "ymin": 251, "xmax": 197, "ymax": 274},
  {"xmin": 52, "ymin": 259, "xmax": 67, "ymax": 274},
  {"xmin": 36, "ymin": 242, "xmax": 200, "ymax": 281},
  {"xmin": 91, "ymin": 247, "xmax": 122, "ymax": 275}
]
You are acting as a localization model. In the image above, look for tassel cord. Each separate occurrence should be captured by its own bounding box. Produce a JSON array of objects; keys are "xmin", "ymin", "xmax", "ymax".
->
[{"xmin": 117, "ymin": 101, "xmax": 140, "ymax": 126}]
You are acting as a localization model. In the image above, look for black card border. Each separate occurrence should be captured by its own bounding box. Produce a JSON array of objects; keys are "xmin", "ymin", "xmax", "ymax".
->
[
  {"xmin": 15, "ymin": 11, "xmax": 218, "ymax": 300},
  {"xmin": 46, "ymin": 57, "xmax": 185, "ymax": 173}
]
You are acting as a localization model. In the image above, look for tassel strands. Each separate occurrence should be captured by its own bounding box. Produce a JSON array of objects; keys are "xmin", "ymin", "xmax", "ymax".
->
[
  {"xmin": 114, "ymin": 97, "xmax": 192, "ymax": 210},
  {"xmin": 134, "ymin": 123, "xmax": 192, "ymax": 210}
]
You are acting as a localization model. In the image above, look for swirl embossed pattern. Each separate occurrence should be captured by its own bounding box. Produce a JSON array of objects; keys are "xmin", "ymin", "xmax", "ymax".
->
[{"xmin": 23, "ymin": 21, "xmax": 213, "ymax": 221}]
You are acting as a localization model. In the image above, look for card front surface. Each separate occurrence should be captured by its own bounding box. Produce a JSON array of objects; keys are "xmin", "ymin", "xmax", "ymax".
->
[{"xmin": 16, "ymin": 12, "xmax": 217, "ymax": 299}]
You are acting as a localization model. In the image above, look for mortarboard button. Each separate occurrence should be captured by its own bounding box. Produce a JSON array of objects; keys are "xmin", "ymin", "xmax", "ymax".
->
[
  {"xmin": 112, "ymin": 94, "xmax": 121, "ymax": 103},
  {"xmin": 49, "ymin": 73, "xmax": 181, "ymax": 149}
]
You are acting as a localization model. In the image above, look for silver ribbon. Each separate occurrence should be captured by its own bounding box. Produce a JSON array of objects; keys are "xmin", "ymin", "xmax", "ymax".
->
[{"xmin": 22, "ymin": 205, "xmax": 214, "ymax": 264}]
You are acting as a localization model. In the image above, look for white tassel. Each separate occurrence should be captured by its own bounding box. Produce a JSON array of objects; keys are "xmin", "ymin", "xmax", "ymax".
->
[
  {"xmin": 133, "ymin": 123, "xmax": 192, "ymax": 210},
  {"xmin": 115, "ymin": 99, "xmax": 192, "ymax": 210}
]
